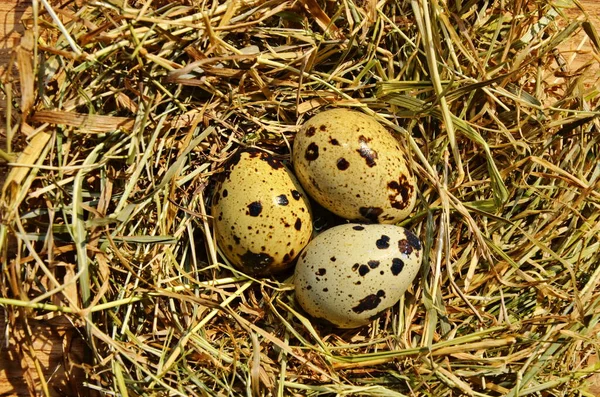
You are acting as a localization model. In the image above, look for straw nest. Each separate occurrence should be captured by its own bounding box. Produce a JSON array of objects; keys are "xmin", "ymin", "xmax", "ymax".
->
[{"xmin": 1, "ymin": 0, "xmax": 599, "ymax": 395}]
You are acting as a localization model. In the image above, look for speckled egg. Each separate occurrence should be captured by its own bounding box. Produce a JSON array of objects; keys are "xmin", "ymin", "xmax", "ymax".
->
[
  {"xmin": 212, "ymin": 149, "xmax": 313, "ymax": 275},
  {"xmin": 294, "ymin": 223, "xmax": 422, "ymax": 328},
  {"xmin": 293, "ymin": 109, "xmax": 417, "ymax": 224}
]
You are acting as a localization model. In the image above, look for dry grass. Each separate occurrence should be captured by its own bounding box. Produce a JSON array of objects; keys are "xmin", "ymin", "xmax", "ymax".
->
[{"xmin": 1, "ymin": 0, "xmax": 600, "ymax": 395}]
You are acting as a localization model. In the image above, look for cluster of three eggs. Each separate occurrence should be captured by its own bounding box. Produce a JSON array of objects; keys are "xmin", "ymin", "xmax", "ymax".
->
[{"xmin": 211, "ymin": 109, "xmax": 423, "ymax": 328}]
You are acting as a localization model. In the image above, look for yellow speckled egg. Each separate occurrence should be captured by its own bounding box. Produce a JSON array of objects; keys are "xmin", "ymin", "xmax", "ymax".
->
[
  {"xmin": 212, "ymin": 149, "xmax": 313, "ymax": 275},
  {"xmin": 293, "ymin": 109, "xmax": 416, "ymax": 224}
]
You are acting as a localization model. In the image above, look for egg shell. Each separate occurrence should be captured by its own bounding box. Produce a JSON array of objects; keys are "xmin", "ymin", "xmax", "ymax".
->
[
  {"xmin": 294, "ymin": 223, "xmax": 422, "ymax": 328},
  {"xmin": 293, "ymin": 109, "xmax": 416, "ymax": 224},
  {"xmin": 212, "ymin": 149, "xmax": 313, "ymax": 275}
]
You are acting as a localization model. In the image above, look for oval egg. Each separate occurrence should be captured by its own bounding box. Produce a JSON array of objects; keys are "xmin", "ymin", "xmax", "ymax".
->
[
  {"xmin": 212, "ymin": 149, "xmax": 313, "ymax": 275},
  {"xmin": 294, "ymin": 223, "xmax": 422, "ymax": 328},
  {"xmin": 293, "ymin": 109, "xmax": 417, "ymax": 224}
]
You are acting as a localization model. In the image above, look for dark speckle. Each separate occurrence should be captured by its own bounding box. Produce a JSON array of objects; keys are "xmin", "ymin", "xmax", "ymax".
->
[
  {"xmin": 301, "ymin": 251, "xmax": 308, "ymax": 260},
  {"xmin": 316, "ymin": 268, "xmax": 326, "ymax": 276},
  {"xmin": 320, "ymin": 125, "xmax": 327, "ymax": 131},
  {"xmin": 391, "ymin": 258, "xmax": 404, "ymax": 275},
  {"xmin": 233, "ymin": 235, "xmax": 241, "ymax": 245},
  {"xmin": 405, "ymin": 230, "xmax": 422, "ymax": 250},
  {"xmin": 246, "ymin": 201, "xmax": 262, "ymax": 217},
  {"xmin": 368, "ymin": 260, "xmax": 380, "ymax": 269},
  {"xmin": 240, "ymin": 251, "xmax": 274, "ymax": 274},
  {"xmin": 398, "ymin": 239, "xmax": 413, "ymax": 255},
  {"xmin": 275, "ymin": 194, "xmax": 289, "ymax": 206},
  {"xmin": 249, "ymin": 149, "xmax": 284, "ymax": 170},
  {"xmin": 388, "ymin": 175, "xmax": 414, "ymax": 210},
  {"xmin": 294, "ymin": 218, "xmax": 302, "ymax": 231},
  {"xmin": 352, "ymin": 263, "xmax": 360, "ymax": 272},
  {"xmin": 306, "ymin": 285, "xmax": 312, "ymax": 290},
  {"xmin": 353, "ymin": 225, "xmax": 365, "ymax": 231},
  {"xmin": 283, "ymin": 253, "xmax": 290, "ymax": 262},
  {"xmin": 352, "ymin": 290, "xmax": 386, "ymax": 313},
  {"xmin": 291, "ymin": 190, "xmax": 301, "ymax": 200},
  {"xmin": 305, "ymin": 142, "xmax": 319, "ymax": 161},
  {"xmin": 356, "ymin": 136, "xmax": 378, "ymax": 167},
  {"xmin": 376, "ymin": 235, "xmax": 390, "ymax": 249},
  {"xmin": 306, "ymin": 126, "xmax": 316, "ymax": 137},
  {"xmin": 358, "ymin": 264, "xmax": 370, "ymax": 276},
  {"xmin": 323, "ymin": 288, "xmax": 329, "ymax": 292},
  {"xmin": 336, "ymin": 158, "xmax": 350, "ymax": 170},
  {"xmin": 330, "ymin": 256, "xmax": 337, "ymax": 262},
  {"xmin": 222, "ymin": 189, "xmax": 228, "ymax": 198},
  {"xmin": 359, "ymin": 207, "xmax": 383, "ymax": 222},
  {"xmin": 329, "ymin": 137, "xmax": 340, "ymax": 145}
]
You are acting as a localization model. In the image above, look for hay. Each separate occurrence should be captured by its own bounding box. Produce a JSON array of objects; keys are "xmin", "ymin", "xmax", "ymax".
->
[{"xmin": 1, "ymin": 0, "xmax": 599, "ymax": 395}]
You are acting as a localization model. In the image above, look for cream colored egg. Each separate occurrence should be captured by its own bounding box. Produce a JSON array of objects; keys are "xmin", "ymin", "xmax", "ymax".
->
[
  {"xmin": 294, "ymin": 223, "xmax": 422, "ymax": 328},
  {"xmin": 212, "ymin": 149, "xmax": 313, "ymax": 275},
  {"xmin": 293, "ymin": 109, "xmax": 416, "ymax": 224}
]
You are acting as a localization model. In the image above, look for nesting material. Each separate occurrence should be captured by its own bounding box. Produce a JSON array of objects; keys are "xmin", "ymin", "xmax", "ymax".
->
[{"xmin": 1, "ymin": 0, "xmax": 599, "ymax": 395}]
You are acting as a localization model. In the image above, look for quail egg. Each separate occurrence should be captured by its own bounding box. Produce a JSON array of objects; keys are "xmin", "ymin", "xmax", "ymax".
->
[
  {"xmin": 212, "ymin": 149, "xmax": 313, "ymax": 275},
  {"xmin": 294, "ymin": 223, "xmax": 422, "ymax": 328},
  {"xmin": 293, "ymin": 109, "xmax": 416, "ymax": 223}
]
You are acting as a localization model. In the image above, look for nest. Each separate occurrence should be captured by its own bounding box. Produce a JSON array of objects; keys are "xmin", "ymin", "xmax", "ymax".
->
[{"xmin": 1, "ymin": 0, "xmax": 599, "ymax": 395}]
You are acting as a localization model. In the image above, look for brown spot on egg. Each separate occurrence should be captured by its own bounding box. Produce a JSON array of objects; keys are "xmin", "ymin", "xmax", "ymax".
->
[
  {"xmin": 356, "ymin": 139, "xmax": 378, "ymax": 167},
  {"xmin": 320, "ymin": 125, "xmax": 327, "ymax": 131},
  {"xmin": 291, "ymin": 189, "xmax": 301, "ymax": 200},
  {"xmin": 222, "ymin": 189, "xmax": 228, "ymax": 198},
  {"xmin": 368, "ymin": 260, "xmax": 380, "ymax": 269},
  {"xmin": 353, "ymin": 225, "xmax": 365, "ymax": 231},
  {"xmin": 254, "ymin": 150, "xmax": 284, "ymax": 169},
  {"xmin": 330, "ymin": 256, "xmax": 336, "ymax": 261},
  {"xmin": 405, "ymin": 230, "xmax": 422, "ymax": 250},
  {"xmin": 294, "ymin": 218, "xmax": 302, "ymax": 231},
  {"xmin": 316, "ymin": 268, "xmax": 326, "ymax": 276},
  {"xmin": 398, "ymin": 239, "xmax": 414, "ymax": 255},
  {"xmin": 391, "ymin": 258, "xmax": 404, "ymax": 275},
  {"xmin": 240, "ymin": 251, "xmax": 274, "ymax": 274},
  {"xmin": 388, "ymin": 174, "xmax": 414, "ymax": 210},
  {"xmin": 246, "ymin": 201, "xmax": 262, "ymax": 217},
  {"xmin": 352, "ymin": 290, "xmax": 386, "ymax": 313},
  {"xmin": 275, "ymin": 194, "xmax": 289, "ymax": 206},
  {"xmin": 358, "ymin": 264, "xmax": 370, "ymax": 276},
  {"xmin": 305, "ymin": 142, "xmax": 319, "ymax": 161},
  {"xmin": 329, "ymin": 137, "xmax": 340, "ymax": 145},
  {"xmin": 359, "ymin": 207, "xmax": 383, "ymax": 222},
  {"xmin": 233, "ymin": 235, "xmax": 241, "ymax": 244},
  {"xmin": 306, "ymin": 126, "xmax": 316, "ymax": 137},
  {"xmin": 336, "ymin": 158, "xmax": 350, "ymax": 170},
  {"xmin": 376, "ymin": 235, "xmax": 390, "ymax": 249}
]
